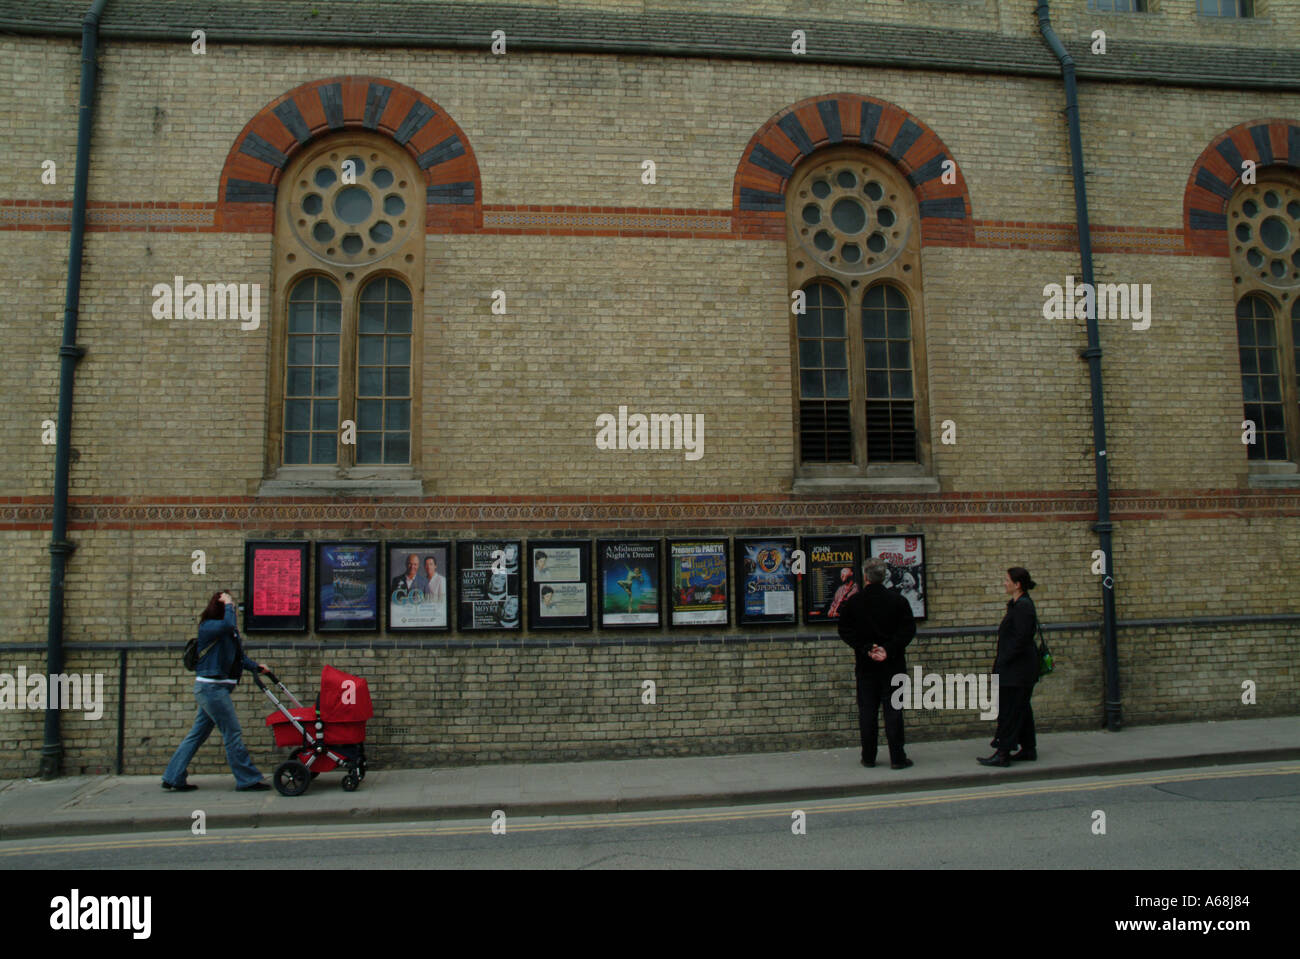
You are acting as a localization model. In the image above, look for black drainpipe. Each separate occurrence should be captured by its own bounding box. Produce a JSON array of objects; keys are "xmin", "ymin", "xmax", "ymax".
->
[
  {"xmin": 1036, "ymin": 1, "xmax": 1122, "ymax": 731},
  {"xmin": 41, "ymin": 0, "xmax": 110, "ymax": 779}
]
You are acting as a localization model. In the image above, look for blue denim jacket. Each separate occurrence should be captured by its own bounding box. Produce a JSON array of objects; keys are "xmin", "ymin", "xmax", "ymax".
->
[{"xmin": 195, "ymin": 604, "xmax": 259, "ymax": 682}]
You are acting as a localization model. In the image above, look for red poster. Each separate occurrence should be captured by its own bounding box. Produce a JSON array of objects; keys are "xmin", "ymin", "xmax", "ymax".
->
[{"xmin": 253, "ymin": 548, "xmax": 302, "ymax": 616}]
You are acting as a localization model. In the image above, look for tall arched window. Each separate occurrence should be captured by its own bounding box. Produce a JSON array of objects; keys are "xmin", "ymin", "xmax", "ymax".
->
[
  {"xmin": 787, "ymin": 147, "xmax": 933, "ymax": 490},
  {"xmin": 1229, "ymin": 176, "xmax": 1300, "ymax": 473},
  {"xmin": 264, "ymin": 134, "xmax": 425, "ymax": 492}
]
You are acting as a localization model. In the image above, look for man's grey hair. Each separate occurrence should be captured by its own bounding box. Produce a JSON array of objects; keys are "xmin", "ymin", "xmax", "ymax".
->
[{"xmin": 863, "ymin": 557, "xmax": 889, "ymax": 584}]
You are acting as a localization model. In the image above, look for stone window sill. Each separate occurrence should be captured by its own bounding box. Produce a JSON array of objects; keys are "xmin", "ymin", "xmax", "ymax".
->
[
  {"xmin": 258, "ymin": 467, "xmax": 424, "ymax": 498},
  {"xmin": 1247, "ymin": 462, "xmax": 1300, "ymax": 489},
  {"xmin": 793, "ymin": 468, "xmax": 940, "ymax": 495}
]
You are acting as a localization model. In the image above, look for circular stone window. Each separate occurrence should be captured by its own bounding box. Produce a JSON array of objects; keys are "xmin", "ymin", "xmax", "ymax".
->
[
  {"xmin": 287, "ymin": 145, "xmax": 420, "ymax": 267},
  {"xmin": 793, "ymin": 161, "xmax": 911, "ymax": 275},
  {"xmin": 1229, "ymin": 181, "xmax": 1300, "ymax": 290}
]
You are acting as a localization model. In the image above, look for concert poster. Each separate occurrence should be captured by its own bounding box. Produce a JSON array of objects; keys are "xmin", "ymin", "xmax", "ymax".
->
[
  {"xmin": 801, "ymin": 536, "xmax": 863, "ymax": 625},
  {"xmin": 242, "ymin": 540, "xmax": 309, "ymax": 632},
  {"xmin": 315, "ymin": 541, "xmax": 380, "ymax": 631},
  {"xmin": 456, "ymin": 540, "xmax": 522, "ymax": 631},
  {"xmin": 736, "ymin": 537, "xmax": 797, "ymax": 625},
  {"xmin": 868, "ymin": 534, "xmax": 927, "ymax": 620},
  {"xmin": 387, "ymin": 541, "xmax": 451, "ymax": 632},
  {"xmin": 528, "ymin": 540, "xmax": 591, "ymax": 630},
  {"xmin": 668, "ymin": 539, "xmax": 729, "ymax": 627},
  {"xmin": 596, "ymin": 540, "xmax": 662, "ymax": 628}
]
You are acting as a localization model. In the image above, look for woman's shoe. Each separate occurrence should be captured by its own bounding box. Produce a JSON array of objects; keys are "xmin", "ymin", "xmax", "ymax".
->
[
  {"xmin": 237, "ymin": 780, "xmax": 271, "ymax": 791},
  {"xmin": 161, "ymin": 780, "xmax": 198, "ymax": 792}
]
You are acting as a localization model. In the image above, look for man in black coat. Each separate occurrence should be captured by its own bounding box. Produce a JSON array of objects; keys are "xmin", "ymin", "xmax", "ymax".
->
[{"xmin": 837, "ymin": 557, "xmax": 917, "ymax": 769}]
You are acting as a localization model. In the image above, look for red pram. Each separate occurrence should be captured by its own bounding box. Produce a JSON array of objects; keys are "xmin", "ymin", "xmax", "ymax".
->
[{"xmin": 258, "ymin": 665, "xmax": 373, "ymax": 796}]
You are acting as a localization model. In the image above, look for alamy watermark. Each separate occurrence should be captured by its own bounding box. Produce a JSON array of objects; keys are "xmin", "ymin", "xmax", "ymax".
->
[
  {"xmin": 890, "ymin": 667, "xmax": 999, "ymax": 720},
  {"xmin": 595, "ymin": 405, "xmax": 704, "ymax": 461},
  {"xmin": 50, "ymin": 890, "xmax": 150, "ymax": 939},
  {"xmin": 151, "ymin": 275, "xmax": 260, "ymax": 329},
  {"xmin": 1042, "ymin": 275, "xmax": 1151, "ymax": 330},
  {"xmin": 0, "ymin": 667, "xmax": 104, "ymax": 719}
]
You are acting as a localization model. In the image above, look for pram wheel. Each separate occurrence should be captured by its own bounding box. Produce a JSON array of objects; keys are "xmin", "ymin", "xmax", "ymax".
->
[
  {"xmin": 341, "ymin": 772, "xmax": 360, "ymax": 792},
  {"xmin": 274, "ymin": 760, "xmax": 311, "ymax": 797}
]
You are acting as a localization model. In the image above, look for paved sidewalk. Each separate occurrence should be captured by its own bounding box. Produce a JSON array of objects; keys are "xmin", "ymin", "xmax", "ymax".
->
[{"xmin": 1, "ymin": 716, "xmax": 1296, "ymax": 840}]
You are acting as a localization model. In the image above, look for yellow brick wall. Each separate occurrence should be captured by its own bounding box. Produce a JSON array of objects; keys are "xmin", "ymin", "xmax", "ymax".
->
[{"xmin": 2, "ymin": 7, "xmax": 1298, "ymax": 775}]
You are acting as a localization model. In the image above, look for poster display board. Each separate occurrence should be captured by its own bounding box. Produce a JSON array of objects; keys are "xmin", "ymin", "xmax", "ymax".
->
[
  {"xmin": 242, "ymin": 540, "xmax": 309, "ymax": 632},
  {"xmin": 528, "ymin": 540, "xmax": 592, "ymax": 630},
  {"xmin": 735, "ymin": 537, "xmax": 798, "ymax": 625},
  {"xmin": 596, "ymin": 540, "xmax": 662, "ymax": 628},
  {"xmin": 315, "ymin": 542, "xmax": 380, "ymax": 631},
  {"xmin": 801, "ymin": 536, "xmax": 863, "ymax": 625},
  {"xmin": 386, "ymin": 542, "xmax": 451, "ymax": 631},
  {"xmin": 668, "ymin": 539, "xmax": 729, "ymax": 627},
  {"xmin": 868, "ymin": 534, "xmax": 927, "ymax": 620},
  {"xmin": 456, "ymin": 540, "xmax": 522, "ymax": 631}
]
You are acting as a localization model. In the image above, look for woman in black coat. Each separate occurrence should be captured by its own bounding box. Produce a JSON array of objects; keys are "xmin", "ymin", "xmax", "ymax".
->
[{"xmin": 978, "ymin": 567, "xmax": 1039, "ymax": 767}]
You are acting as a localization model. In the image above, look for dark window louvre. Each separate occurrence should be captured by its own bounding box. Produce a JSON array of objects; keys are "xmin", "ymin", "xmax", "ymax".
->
[{"xmin": 801, "ymin": 401, "xmax": 853, "ymax": 462}]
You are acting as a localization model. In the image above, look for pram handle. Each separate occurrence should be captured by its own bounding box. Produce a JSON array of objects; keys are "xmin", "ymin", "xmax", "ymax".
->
[{"xmin": 252, "ymin": 669, "xmax": 279, "ymax": 690}]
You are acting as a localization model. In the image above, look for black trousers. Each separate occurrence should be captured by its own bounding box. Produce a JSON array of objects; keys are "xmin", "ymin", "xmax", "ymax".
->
[
  {"xmin": 855, "ymin": 666, "xmax": 905, "ymax": 764},
  {"xmin": 992, "ymin": 683, "xmax": 1036, "ymax": 754}
]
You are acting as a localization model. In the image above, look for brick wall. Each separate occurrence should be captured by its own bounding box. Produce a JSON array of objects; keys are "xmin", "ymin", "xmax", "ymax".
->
[{"xmin": 2, "ymin": 7, "xmax": 1298, "ymax": 777}]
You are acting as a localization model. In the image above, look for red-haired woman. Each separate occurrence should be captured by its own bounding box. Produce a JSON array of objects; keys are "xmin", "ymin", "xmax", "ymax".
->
[{"xmin": 162, "ymin": 591, "xmax": 272, "ymax": 791}]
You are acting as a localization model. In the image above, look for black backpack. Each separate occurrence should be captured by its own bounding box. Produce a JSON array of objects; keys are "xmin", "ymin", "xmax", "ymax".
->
[{"xmin": 182, "ymin": 634, "xmax": 219, "ymax": 671}]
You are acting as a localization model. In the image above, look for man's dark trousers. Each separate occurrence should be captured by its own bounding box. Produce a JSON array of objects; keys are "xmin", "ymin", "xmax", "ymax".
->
[{"xmin": 856, "ymin": 664, "xmax": 905, "ymax": 765}]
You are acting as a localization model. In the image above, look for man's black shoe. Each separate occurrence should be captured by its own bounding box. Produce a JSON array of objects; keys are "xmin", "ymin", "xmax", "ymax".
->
[
  {"xmin": 890, "ymin": 758, "xmax": 914, "ymax": 770},
  {"xmin": 1009, "ymin": 749, "xmax": 1037, "ymax": 762},
  {"xmin": 237, "ymin": 781, "xmax": 271, "ymax": 791},
  {"xmin": 977, "ymin": 753, "xmax": 1011, "ymax": 767},
  {"xmin": 161, "ymin": 780, "xmax": 198, "ymax": 792},
  {"xmin": 860, "ymin": 759, "xmax": 876, "ymax": 768}
]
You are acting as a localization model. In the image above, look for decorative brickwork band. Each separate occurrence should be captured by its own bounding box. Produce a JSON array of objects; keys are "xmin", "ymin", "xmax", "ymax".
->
[
  {"xmin": 733, "ymin": 94, "xmax": 972, "ymax": 244},
  {"xmin": 1184, "ymin": 118, "xmax": 1300, "ymax": 257},
  {"xmin": 2, "ymin": 491, "xmax": 1298, "ymax": 532},
  {"xmin": 216, "ymin": 76, "xmax": 482, "ymax": 233}
]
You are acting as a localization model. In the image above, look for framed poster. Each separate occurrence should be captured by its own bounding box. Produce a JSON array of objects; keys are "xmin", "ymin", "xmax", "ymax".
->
[
  {"xmin": 315, "ymin": 541, "xmax": 380, "ymax": 631},
  {"xmin": 801, "ymin": 536, "xmax": 863, "ymax": 625},
  {"xmin": 668, "ymin": 539, "xmax": 729, "ymax": 627},
  {"xmin": 242, "ymin": 540, "xmax": 309, "ymax": 632},
  {"xmin": 527, "ymin": 540, "xmax": 592, "ymax": 630},
  {"xmin": 386, "ymin": 541, "xmax": 451, "ymax": 632},
  {"xmin": 596, "ymin": 539, "xmax": 662, "ymax": 628},
  {"xmin": 868, "ymin": 534, "xmax": 927, "ymax": 620},
  {"xmin": 736, "ymin": 537, "xmax": 798, "ymax": 625},
  {"xmin": 457, "ymin": 540, "xmax": 522, "ymax": 631}
]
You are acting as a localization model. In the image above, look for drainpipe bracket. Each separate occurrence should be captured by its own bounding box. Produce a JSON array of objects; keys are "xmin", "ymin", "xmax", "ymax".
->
[
  {"xmin": 1091, "ymin": 521, "xmax": 1114, "ymax": 534},
  {"xmin": 59, "ymin": 345, "xmax": 87, "ymax": 362},
  {"xmin": 48, "ymin": 540, "xmax": 77, "ymax": 556},
  {"xmin": 1080, "ymin": 346, "xmax": 1102, "ymax": 361}
]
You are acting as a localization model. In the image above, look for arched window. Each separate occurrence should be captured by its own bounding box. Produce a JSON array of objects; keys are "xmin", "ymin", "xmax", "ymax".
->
[
  {"xmin": 787, "ymin": 147, "xmax": 933, "ymax": 489},
  {"xmin": 264, "ymin": 134, "xmax": 425, "ymax": 491},
  {"xmin": 1229, "ymin": 176, "xmax": 1300, "ymax": 472}
]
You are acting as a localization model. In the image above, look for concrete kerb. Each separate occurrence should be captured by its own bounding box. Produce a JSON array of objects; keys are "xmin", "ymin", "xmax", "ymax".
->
[{"xmin": 2, "ymin": 742, "xmax": 1297, "ymax": 841}]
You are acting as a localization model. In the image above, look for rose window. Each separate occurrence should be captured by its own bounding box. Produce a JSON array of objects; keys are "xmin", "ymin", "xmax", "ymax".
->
[
  {"xmin": 794, "ymin": 162, "xmax": 909, "ymax": 275},
  {"xmin": 1230, "ymin": 182, "xmax": 1300, "ymax": 291},
  {"xmin": 288, "ymin": 149, "xmax": 417, "ymax": 267}
]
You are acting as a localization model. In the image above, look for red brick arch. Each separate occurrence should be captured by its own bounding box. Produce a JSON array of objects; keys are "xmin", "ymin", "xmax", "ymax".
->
[
  {"xmin": 216, "ymin": 76, "xmax": 482, "ymax": 233},
  {"xmin": 1184, "ymin": 118, "xmax": 1300, "ymax": 257},
  {"xmin": 733, "ymin": 93, "xmax": 972, "ymax": 244}
]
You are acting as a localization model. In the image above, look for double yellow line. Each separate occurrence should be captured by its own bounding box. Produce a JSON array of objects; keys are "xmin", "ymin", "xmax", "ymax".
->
[{"xmin": 3, "ymin": 764, "xmax": 1295, "ymax": 858}]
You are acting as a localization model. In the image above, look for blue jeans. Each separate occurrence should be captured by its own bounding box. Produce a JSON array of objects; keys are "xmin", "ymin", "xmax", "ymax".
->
[{"xmin": 163, "ymin": 682, "xmax": 264, "ymax": 788}]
